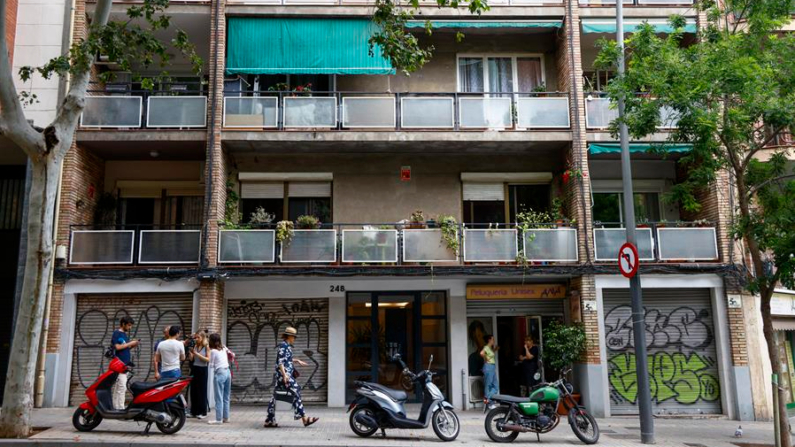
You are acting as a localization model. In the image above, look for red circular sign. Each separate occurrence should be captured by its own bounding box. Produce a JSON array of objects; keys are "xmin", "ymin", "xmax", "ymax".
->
[{"xmin": 618, "ymin": 242, "xmax": 639, "ymax": 278}]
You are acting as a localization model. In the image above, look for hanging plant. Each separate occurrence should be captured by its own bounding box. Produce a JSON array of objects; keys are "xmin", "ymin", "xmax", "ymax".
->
[
  {"xmin": 276, "ymin": 220, "xmax": 295, "ymax": 244},
  {"xmin": 437, "ymin": 214, "xmax": 459, "ymax": 256},
  {"xmin": 223, "ymin": 179, "xmax": 242, "ymax": 228}
]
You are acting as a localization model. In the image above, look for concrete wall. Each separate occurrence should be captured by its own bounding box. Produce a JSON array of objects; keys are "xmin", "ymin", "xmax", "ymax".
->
[
  {"xmin": 336, "ymin": 32, "xmax": 560, "ymax": 93},
  {"xmin": 12, "ymin": 0, "xmax": 68, "ymax": 126},
  {"xmin": 104, "ymin": 160, "xmax": 204, "ymax": 192},
  {"xmin": 234, "ymin": 153, "xmax": 562, "ymax": 223}
]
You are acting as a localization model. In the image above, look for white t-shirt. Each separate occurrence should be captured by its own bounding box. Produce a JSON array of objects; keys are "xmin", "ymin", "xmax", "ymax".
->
[
  {"xmin": 209, "ymin": 347, "xmax": 230, "ymax": 372},
  {"xmin": 157, "ymin": 339, "xmax": 185, "ymax": 373}
]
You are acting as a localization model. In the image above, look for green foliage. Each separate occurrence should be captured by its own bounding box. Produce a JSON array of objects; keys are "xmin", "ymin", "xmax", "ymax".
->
[
  {"xmin": 369, "ymin": 0, "xmax": 489, "ymax": 75},
  {"xmin": 437, "ymin": 214, "xmax": 459, "ymax": 256},
  {"xmin": 223, "ymin": 180, "xmax": 242, "ymax": 228},
  {"xmin": 516, "ymin": 208, "xmax": 554, "ymax": 231},
  {"xmin": 542, "ymin": 321, "xmax": 587, "ymax": 372},
  {"xmin": 249, "ymin": 207, "xmax": 275, "ymax": 225},
  {"xmin": 17, "ymin": 0, "xmax": 201, "ymax": 89},
  {"xmin": 295, "ymin": 215, "xmax": 321, "ymax": 229},
  {"xmin": 595, "ymin": 0, "xmax": 795, "ymax": 295},
  {"xmin": 276, "ymin": 220, "xmax": 295, "ymax": 244}
]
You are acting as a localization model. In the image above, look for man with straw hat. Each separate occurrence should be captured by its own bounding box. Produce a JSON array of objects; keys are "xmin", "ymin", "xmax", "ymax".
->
[{"xmin": 263, "ymin": 326, "xmax": 319, "ymax": 428}]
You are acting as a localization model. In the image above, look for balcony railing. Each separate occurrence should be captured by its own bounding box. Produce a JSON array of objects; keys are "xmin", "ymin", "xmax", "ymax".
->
[
  {"xmin": 81, "ymin": 83, "xmax": 208, "ymax": 129},
  {"xmin": 226, "ymin": 0, "xmax": 563, "ymax": 6},
  {"xmin": 223, "ymin": 91, "xmax": 571, "ymax": 131},
  {"xmin": 69, "ymin": 225, "xmax": 202, "ymax": 265},
  {"xmin": 593, "ymin": 222, "xmax": 718, "ymax": 262},
  {"xmin": 580, "ymin": 0, "xmax": 694, "ymax": 5},
  {"xmin": 216, "ymin": 223, "xmax": 578, "ymax": 265},
  {"xmin": 585, "ymin": 94, "xmax": 679, "ymax": 129}
]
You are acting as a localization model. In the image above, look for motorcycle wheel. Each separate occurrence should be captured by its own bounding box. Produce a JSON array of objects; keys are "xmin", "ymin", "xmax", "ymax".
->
[
  {"xmin": 484, "ymin": 406, "xmax": 520, "ymax": 443},
  {"xmin": 568, "ymin": 407, "xmax": 599, "ymax": 444},
  {"xmin": 72, "ymin": 407, "xmax": 102, "ymax": 432},
  {"xmin": 157, "ymin": 406, "xmax": 186, "ymax": 435},
  {"xmin": 349, "ymin": 406, "xmax": 378, "ymax": 438},
  {"xmin": 432, "ymin": 408, "xmax": 460, "ymax": 442}
]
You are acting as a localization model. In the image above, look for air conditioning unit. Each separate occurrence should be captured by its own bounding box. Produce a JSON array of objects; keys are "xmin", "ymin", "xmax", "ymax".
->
[{"xmin": 468, "ymin": 376, "xmax": 485, "ymax": 404}]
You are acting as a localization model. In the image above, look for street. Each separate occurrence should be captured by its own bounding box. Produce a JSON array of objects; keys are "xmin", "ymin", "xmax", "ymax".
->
[{"xmin": 0, "ymin": 405, "xmax": 776, "ymax": 447}]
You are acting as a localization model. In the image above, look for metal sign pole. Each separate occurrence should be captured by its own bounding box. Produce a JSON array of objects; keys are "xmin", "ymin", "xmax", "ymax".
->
[{"xmin": 615, "ymin": 1, "xmax": 655, "ymax": 443}]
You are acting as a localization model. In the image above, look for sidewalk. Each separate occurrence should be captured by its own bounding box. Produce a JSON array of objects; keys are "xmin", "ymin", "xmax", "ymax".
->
[{"xmin": 0, "ymin": 405, "xmax": 776, "ymax": 447}]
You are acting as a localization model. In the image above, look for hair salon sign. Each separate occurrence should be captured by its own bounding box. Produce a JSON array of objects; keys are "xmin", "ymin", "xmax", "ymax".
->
[{"xmin": 466, "ymin": 284, "xmax": 566, "ymax": 300}]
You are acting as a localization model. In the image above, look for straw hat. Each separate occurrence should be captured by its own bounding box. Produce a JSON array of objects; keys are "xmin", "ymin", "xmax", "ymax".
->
[{"xmin": 282, "ymin": 327, "xmax": 298, "ymax": 337}]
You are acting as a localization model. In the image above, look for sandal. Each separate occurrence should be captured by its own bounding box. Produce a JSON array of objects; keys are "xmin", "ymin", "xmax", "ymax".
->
[
  {"xmin": 263, "ymin": 421, "xmax": 279, "ymax": 428},
  {"xmin": 303, "ymin": 417, "xmax": 319, "ymax": 427}
]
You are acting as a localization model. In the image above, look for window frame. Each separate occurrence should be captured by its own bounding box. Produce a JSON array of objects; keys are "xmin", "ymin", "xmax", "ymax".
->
[
  {"xmin": 591, "ymin": 190, "xmax": 664, "ymax": 224},
  {"xmin": 462, "ymin": 182, "xmax": 551, "ymax": 225},
  {"xmin": 456, "ymin": 53, "xmax": 547, "ymax": 93},
  {"xmin": 239, "ymin": 181, "xmax": 333, "ymax": 224}
]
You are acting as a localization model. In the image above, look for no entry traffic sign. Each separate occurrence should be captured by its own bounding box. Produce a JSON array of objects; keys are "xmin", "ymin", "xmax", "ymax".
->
[{"xmin": 618, "ymin": 242, "xmax": 639, "ymax": 278}]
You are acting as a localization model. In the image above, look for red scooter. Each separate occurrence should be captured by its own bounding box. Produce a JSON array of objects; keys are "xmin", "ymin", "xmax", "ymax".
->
[{"xmin": 72, "ymin": 358, "xmax": 191, "ymax": 435}]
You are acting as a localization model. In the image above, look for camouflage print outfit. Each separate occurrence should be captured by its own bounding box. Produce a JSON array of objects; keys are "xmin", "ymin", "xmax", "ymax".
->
[{"xmin": 265, "ymin": 340, "xmax": 305, "ymax": 422}]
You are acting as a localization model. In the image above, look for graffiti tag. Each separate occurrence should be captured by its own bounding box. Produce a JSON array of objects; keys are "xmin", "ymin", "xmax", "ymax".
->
[{"xmin": 604, "ymin": 305, "xmax": 713, "ymax": 352}]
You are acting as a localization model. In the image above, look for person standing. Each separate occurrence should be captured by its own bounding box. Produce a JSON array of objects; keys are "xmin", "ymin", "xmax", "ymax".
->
[
  {"xmin": 208, "ymin": 333, "xmax": 231, "ymax": 425},
  {"xmin": 519, "ymin": 337, "xmax": 540, "ymax": 396},
  {"xmin": 152, "ymin": 325, "xmax": 170, "ymax": 375},
  {"xmin": 189, "ymin": 331, "xmax": 210, "ymax": 419},
  {"xmin": 111, "ymin": 316, "xmax": 138, "ymax": 410},
  {"xmin": 155, "ymin": 326, "xmax": 185, "ymax": 381},
  {"xmin": 480, "ymin": 334, "xmax": 499, "ymax": 409},
  {"xmin": 263, "ymin": 327, "xmax": 319, "ymax": 428}
]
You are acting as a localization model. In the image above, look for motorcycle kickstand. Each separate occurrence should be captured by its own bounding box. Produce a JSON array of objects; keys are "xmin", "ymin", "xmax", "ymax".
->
[
  {"xmin": 380, "ymin": 428, "xmax": 387, "ymax": 438},
  {"xmin": 143, "ymin": 422, "xmax": 153, "ymax": 436},
  {"xmin": 536, "ymin": 432, "xmax": 541, "ymax": 442}
]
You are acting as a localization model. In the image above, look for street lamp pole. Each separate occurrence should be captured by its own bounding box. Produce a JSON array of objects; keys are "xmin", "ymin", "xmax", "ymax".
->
[{"xmin": 615, "ymin": 1, "xmax": 655, "ymax": 444}]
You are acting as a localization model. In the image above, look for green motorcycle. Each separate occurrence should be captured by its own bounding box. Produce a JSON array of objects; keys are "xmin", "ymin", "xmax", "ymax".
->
[{"xmin": 484, "ymin": 369, "xmax": 599, "ymax": 444}]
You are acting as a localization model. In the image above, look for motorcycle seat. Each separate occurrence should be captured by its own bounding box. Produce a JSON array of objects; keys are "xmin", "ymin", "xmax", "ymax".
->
[
  {"xmin": 129, "ymin": 378, "xmax": 179, "ymax": 395},
  {"xmin": 491, "ymin": 394, "xmax": 530, "ymax": 403},
  {"xmin": 359, "ymin": 382, "xmax": 408, "ymax": 402}
]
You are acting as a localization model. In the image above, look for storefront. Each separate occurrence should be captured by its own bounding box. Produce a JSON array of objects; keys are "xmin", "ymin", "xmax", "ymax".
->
[
  {"xmin": 464, "ymin": 284, "xmax": 567, "ymax": 406},
  {"xmin": 771, "ymin": 291, "xmax": 795, "ymax": 407}
]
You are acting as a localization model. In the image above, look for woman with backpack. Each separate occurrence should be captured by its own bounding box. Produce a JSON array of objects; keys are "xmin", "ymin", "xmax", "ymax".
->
[{"xmin": 208, "ymin": 333, "xmax": 232, "ymax": 425}]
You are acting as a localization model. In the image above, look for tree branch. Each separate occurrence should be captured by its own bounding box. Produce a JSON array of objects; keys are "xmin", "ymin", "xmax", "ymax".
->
[
  {"xmin": 50, "ymin": 0, "xmax": 114, "ymax": 152},
  {"xmin": 748, "ymin": 174, "xmax": 795, "ymax": 197},
  {"xmin": 0, "ymin": 0, "xmax": 45, "ymax": 157}
]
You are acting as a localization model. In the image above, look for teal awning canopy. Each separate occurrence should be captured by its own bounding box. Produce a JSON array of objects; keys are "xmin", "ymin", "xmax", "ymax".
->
[
  {"xmin": 581, "ymin": 18, "xmax": 697, "ymax": 34},
  {"xmin": 226, "ymin": 18, "xmax": 395, "ymax": 75},
  {"xmin": 588, "ymin": 143, "xmax": 693, "ymax": 155},
  {"xmin": 405, "ymin": 20, "xmax": 563, "ymax": 30}
]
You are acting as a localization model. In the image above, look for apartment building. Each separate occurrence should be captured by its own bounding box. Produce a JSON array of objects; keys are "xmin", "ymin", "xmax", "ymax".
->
[{"xmin": 38, "ymin": 0, "xmax": 767, "ymax": 422}]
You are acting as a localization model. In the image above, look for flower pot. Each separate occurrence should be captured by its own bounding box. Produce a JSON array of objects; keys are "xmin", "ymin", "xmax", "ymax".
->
[
  {"xmin": 426, "ymin": 219, "xmax": 437, "ymax": 228},
  {"xmin": 408, "ymin": 222, "xmax": 425, "ymax": 229}
]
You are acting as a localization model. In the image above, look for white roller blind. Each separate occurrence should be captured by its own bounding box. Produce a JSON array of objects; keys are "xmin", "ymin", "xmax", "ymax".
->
[
  {"xmin": 463, "ymin": 183, "xmax": 505, "ymax": 201},
  {"xmin": 289, "ymin": 182, "xmax": 331, "ymax": 198},
  {"xmin": 240, "ymin": 182, "xmax": 285, "ymax": 199}
]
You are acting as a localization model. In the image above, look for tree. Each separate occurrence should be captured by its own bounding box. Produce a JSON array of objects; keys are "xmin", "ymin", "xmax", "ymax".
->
[
  {"xmin": 595, "ymin": 0, "xmax": 795, "ymax": 443},
  {"xmin": 0, "ymin": 0, "xmax": 199, "ymax": 437}
]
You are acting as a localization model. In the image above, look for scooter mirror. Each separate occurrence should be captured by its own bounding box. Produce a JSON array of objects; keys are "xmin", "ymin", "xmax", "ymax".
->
[{"xmin": 534, "ymin": 372, "xmax": 541, "ymax": 381}]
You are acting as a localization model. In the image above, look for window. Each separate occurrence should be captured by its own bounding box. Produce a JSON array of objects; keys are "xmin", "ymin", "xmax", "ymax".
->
[
  {"xmin": 463, "ymin": 183, "xmax": 550, "ymax": 225},
  {"xmin": 247, "ymin": 74, "xmax": 333, "ymax": 93},
  {"xmin": 458, "ymin": 55, "xmax": 544, "ymax": 94},
  {"xmin": 239, "ymin": 181, "xmax": 332, "ymax": 224},
  {"xmin": 119, "ymin": 195, "xmax": 204, "ymax": 226},
  {"xmin": 592, "ymin": 192, "xmax": 661, "ymax": 224}
]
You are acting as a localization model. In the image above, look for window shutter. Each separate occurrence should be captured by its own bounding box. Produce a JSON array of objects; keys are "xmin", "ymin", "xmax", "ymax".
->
[
  {"xmin": 288, "ymin": 182, "xmax": 331, "ymax": 198},
  {"xmin": 240, "ymin": 182, "xmax": 285, "ymax": 199},
  {"xmin": 463, "ymin": 183, "xmax": 504, "ymax": 201}
]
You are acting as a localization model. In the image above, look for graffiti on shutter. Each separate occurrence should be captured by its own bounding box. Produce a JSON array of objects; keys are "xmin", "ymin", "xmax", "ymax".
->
[
  {"xmin": 603, "ymin": 289, "xmax": 721, "ymax": 415},
  {"xmin": 226, "ymin": 299, "xmax": 328, "ymax": 403},
  {"xmin": 69, "ymin": 293, "xmax": 194, "ymax": 405}
]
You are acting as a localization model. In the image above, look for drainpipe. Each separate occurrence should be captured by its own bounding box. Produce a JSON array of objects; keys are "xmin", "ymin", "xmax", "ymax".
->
[
  {"xmin": 461, "ymin": 368, "xmax": 467, "ymax": 411},
  {"xmin": 34, "ymin": 0, "xmax": 77, "ymax": 408}
]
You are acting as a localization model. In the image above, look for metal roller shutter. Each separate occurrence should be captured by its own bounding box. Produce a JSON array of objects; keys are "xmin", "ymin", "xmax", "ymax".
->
[
  {"xmin": 603, "ymin": 288, "xmax": 721, "ymax": 415},
  {"xmin": 69, "ymin": 293, "xmax": 194, "ymax": 405},
  {"xmin": 226, "ymin": 298, "xmax": 329, "ymax": 403},
  {"xmin": 466, "ymin": 299, "xmax": 565, "ymax": 316}
]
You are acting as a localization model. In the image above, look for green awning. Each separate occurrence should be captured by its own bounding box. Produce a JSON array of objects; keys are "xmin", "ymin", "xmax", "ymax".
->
[
  {"xmin": 405, "ymin": 20, "xmax": 563, "ymax": 29},
  {"xmin": 226, "ymin": 18, "xmax": 395, "ymax": 75},
  {"xmin": 588, "ymin": 143, "xmax": 693, "ymax": 155},
  {"xmin": 581, "ymin": 18, "xmax": 697, "ymax": 34}
]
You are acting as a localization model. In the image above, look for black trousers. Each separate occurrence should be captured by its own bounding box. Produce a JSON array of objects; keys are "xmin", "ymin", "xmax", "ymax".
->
[{"xmin": 190, "ymin": 365, "xmax": 209, "ymax": 416}]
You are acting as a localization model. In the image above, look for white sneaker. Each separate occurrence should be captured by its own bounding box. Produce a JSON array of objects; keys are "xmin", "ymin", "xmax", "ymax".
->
[
  {"xmin": 208, "ymin": 420, "xmax": 223, "ymax": 425},
  {"xmin": 196, "ymin": 415, "xmax": 207, "ymax": 420}
]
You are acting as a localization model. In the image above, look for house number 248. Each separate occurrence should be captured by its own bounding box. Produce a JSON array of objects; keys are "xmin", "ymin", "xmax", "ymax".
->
[{"xmin": 330, "ymin": 285, "xmax": 346, "ymax": 293}]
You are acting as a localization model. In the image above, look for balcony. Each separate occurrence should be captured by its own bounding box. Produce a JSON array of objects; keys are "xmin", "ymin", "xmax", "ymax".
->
[
  {"xmin": 69, "ymin": 226, "xmax": 202, "ymax": 266},
  {"xmin": 80, "ymin": 83, "xmax": 208, "ymax": 130},
  {"xmin": 585, "ymin": 94, "xmax": 678, "ymax": 129},
  {"xmin": 580, "ymin": 0, "xmax": 693, "ymax": 5},
  {"xmin": 593, "ymin": 222, "xmax": 719, "ymax": 262},
  {"xmin": 216, "ymin": 223, "xmax": 577, "ymax": 265},
  {"xmin": 223, "ymin": 91, "xmax": 570, "ymax": 131},
  {"xmin": 226, "ymin": 0, "xmax": 563, "ymax": 6}
]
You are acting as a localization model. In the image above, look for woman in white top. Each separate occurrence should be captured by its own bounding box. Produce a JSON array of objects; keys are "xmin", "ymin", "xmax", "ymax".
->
[{"xmin": 208, "ymin": 333, "xmax": 231, "ymax": 424}]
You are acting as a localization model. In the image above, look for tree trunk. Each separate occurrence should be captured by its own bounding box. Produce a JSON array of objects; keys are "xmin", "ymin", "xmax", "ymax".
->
[
  {"xmin": 0, "ymin": 154, "xmax": 61, "ymax": 438},
  {"xmin": 761, "ymin": 285, "xmax": 792, "ymax": 447}
]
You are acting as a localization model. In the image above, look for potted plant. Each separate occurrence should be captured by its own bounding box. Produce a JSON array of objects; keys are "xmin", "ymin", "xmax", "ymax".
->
[
  {"xmin": 295, "ymin": 215, "xmax": 321, "ymax": 229},
  {"xmin": 551, "ymin": 197, "xmax": 567, "ymax": 226},
  {"xmin": 637, "ymin": 217, "xmax": 650, "ymax": 228},
  {"xmin": 276, "ymin": 220, "xmax": 295, "ymax": 244},
  {"xmin": 248, "ymin": 207, "xmax": 275, "ymax": 227},
  {"xmin": 692, "ymin": 218, "xmax": 710, "ymax": 227},
  {"xmin": 409, "ymin": 209, "xmax": 425, "ymax": 229},
  {"xmin": 437, "ymin": 215, "xmax": 459, "ymax": 257},
  {"xmin": 542, "ymin": 320, "xmax": 586, "ymax": 415},
  {"xmin": 532, "ymin": 82, "xmax": 548, "ymax": 97}
]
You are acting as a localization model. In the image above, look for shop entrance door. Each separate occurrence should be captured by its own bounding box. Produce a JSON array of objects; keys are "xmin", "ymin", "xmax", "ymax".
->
[
  {"xmin": 346, "ymin": 291, "xmax": 448, "ymax": 402},
  {"xmin": 496, "ymin": 316, "xmax": 543, "ymax": 396}
]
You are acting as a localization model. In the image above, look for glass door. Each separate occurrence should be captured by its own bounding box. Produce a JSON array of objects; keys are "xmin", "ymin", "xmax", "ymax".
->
[{"xmin": 346, "ymin": 291, "xmax": 448, "ymax": 402}]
